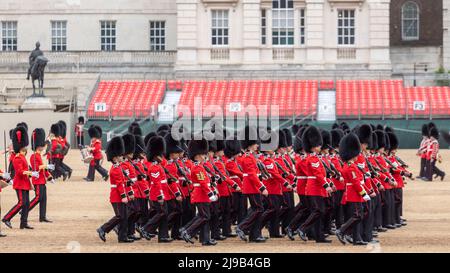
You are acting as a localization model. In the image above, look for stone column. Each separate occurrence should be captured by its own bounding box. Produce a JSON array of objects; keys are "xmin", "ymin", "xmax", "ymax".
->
[
  {"xmin": 242, "ymin": 0, "xmax": 262, "ymax": 65},
  {"xmin": 176, "ymin": 0, "xmax": 199, "ymax": 69},
  {"xmin": 305, "ymin": 0, "xmax": 325, "ymax": 69},
  {"xmin": 367, "ymin": 0, "xmax": 391, "ymax": 70}
]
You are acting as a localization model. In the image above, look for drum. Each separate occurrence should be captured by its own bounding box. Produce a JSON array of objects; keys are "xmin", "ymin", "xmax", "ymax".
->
[
  {"xmin": 80, "ymin": 147, "xmax": 93, "ymax": 164},
  {"xmin": 0, "ymin": 180, "xmax": 9, "ymax": 189}
]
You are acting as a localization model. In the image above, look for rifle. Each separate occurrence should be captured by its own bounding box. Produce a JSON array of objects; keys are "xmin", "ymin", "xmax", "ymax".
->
[
  {"xmin": 203, "ymin": 163, "xmax": 220, "ymax": 187},
  {"xmin": 208, "ymin": 158, "xmax": 227, "ymax": 183},
  {"xmin": 162, "ymin": 165, "xmax": 178, "ymax": 184},
  {"xmin": 365, "ymin": 158, "xmax": 380, "ymax": 178},
  {"xmin": 252, "ymin": 153, "xmax": 271, "ymax": 180},
  {"xmin": 395, "ymin": 156, "xmax": 409, "ymax": 168},
  {"xmin": 174, "ymin": 160, "xmax": 192, "ymax": 186},
  {"xmin": 130, "ymin": 159, "xmax": 147, "ymax": 180},
  {"xmin": 328, "ymin": 161, "xmax": 342, "ymax": 180},
  {"xmin": 319, "ymin": 158, "xmax": 336, "ymax": 179},
  {"xmin": 282, "ymin": 156, "xmax": 296, "ymax": 174},
  {"xmin": 274, "ymin": 160, "xmax": 289, "ymax": 178}
]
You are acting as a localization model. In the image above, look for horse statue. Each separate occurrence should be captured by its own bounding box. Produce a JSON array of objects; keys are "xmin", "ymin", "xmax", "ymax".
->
[{"xmin": 29, "ymin": 55, "xmax": 48, "ymax": 97}]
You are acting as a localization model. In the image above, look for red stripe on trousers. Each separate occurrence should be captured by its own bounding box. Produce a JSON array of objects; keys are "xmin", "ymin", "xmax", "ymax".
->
[{"xmin": 4, "ymin": 190, "xmax": 23, "ymax": 220}]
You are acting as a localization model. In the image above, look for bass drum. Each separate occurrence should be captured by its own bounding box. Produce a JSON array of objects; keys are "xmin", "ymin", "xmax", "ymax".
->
[{"xmin": 80, "ymin": 147, "xmax": 93, "ymax": 164}]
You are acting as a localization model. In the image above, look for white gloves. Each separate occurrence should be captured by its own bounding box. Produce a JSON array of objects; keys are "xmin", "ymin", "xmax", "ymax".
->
[
  {"xmin": 31, "ymin": 171, "xmax": 40, "ymax": 179},
  {"xmin": 209, "ymin": 194, "xmax": 218, "ymax": 202},
  {"xmin": 363, "ymin": 195, "xmax": 371, "ymax": 202},
  {"xmin": 47, "ymin": 164, "xmax": 55, "ymax": 171},
  {"xmin": 1, "ymin": 172, "xmax": 11, "ymax": 180}
]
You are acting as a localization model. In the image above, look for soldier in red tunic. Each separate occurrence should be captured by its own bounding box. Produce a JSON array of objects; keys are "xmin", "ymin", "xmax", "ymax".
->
[
  {"xmin": 180, "ymin": 138, "xmax": 219, "ymax": 246},
  {"xmin": 84, "ymin": 125, "xmax": 109, "ymax": 182},
  {"xmin": 57, "ymin": 121, "xmax": 73, "ymax": 179},
  {"xmin": 329, "ymin": 129, "xmax": 345, "ymax": 230},
  {"xmin": 335, "ymin": 133, "xmax": 371, "ymax": 245},
  {"xmin": 96, "ymin": 136, "xmax": 133, "ymax": 243},
  {"xmin": 2, "ymin": 126, "xmax": 37, "ymax": 229},
  {"xmin": 75, "ymin": 116, "xmax": 85, "ymax": 148},
  {"xmin": 49, "ymin": 123, "xmax": 67, "ymax": 181},
  {"xmin": 29, "ymin": 128, "xmax": 54, "ymax": 223}
]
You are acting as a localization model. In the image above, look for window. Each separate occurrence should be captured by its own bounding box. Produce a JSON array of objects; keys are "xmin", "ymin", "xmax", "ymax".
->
[
  {"xmin": 211, "ymin": 10, "xmax": 229, "ymax": 46},
  {"xmin": 51, "ymin": 21, "xmax": 67, "ymax": 51},
  {"xmin": 272, "ymin": 0, "xmax": 294, "ymax": 46},
  {"xmin": 337, "ymin": 10, "xmax": 355, "ymax": 45},
  {"xmin": 300, "ymin": 9, "xmax": 305, "ymax": 45},
  {"xmin": 100, "ymin": 21, "xmax": 116, "ymax": 51},
  {"xmin": 402, "ymin": 1, "xmax": 419, "ymax": 40},
  {"xmin": 1, "ymin": 21, "xmax": 17, "ymax": 51},
  {"xmin": 150, "ymin": 21, "xmax": 166, "ymax": 51},
  {"xmin": 261, "ymin": 9, "xmax": 267, "ymax": 45}
]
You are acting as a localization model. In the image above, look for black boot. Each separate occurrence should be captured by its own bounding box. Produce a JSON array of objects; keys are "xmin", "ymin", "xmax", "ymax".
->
[{"xmin": 97, "ymin": 228, "xmax": 106, "ymax": 242}]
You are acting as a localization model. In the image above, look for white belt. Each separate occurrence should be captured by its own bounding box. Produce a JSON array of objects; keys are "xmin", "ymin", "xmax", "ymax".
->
[
  {"xmin": 110, "ymin": 184, "xmax": 117, "ymax": 188},
  {"xmin": 346, "ymin": 183, "xmax": 352, "ymax": 186},
  {"xmin": 230, "ymin": 176, "xmax": 239, "ymax": 179},
  {"xmin": 306, "ymin": 176, "xmax": 316, "ymax": 179},
  {"xmin": 193, "ymin": 183, "xmax": 211, "ymax": 187},
  {"xmin": 297, "ymin": 176, "xmax": 307, "ymax": 179},
  {"xmin": 243, "ymin": 173, "xmax": 260, "ymax": 177},
  {"xmin": 160, "ymin": 180, "xmax": 167, "ymax": 184}
]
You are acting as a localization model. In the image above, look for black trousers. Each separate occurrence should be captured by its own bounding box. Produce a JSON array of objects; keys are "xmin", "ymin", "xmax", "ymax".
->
[
  {"xmin": 181, "ymin": 196, "xmax": 195, "ymax": 226},
  {"xmin": 185, "ymin": 202, "xmax": 211, "ymax": 242},
  {"xmin": 299, "ymin": 196, "xmax": 326, "ymax": 242},
  {"xmin": 419, "ymin": 157, "xmax": 426, "ymax": 178},
  {"xmin": 280, "ymin": 191, "xmax": 295, "ymax": 231},
  {"xmin": 101, "ymin": 202, "xmax": 128, "ymax": 241},
  {"xmin": 143, "ymin": 201, "xmax": 169, "ymax": 239},
  {"xmin": 61, "ymin": 159, "xmax": 72, "ymax": 173},
  {"xmin": 261, "ymin": 194, "xmax": 283, "ymax": 237},
  {"xmin": 373, "ymin": 194, "xmax": 383, "ymax": 228},
  {"xmin": 393, "ymin": 188, "xmax": 403, "ymax": 224},
  {"xmin": 426, "ymin": 160, "xmax": 445, "ymax": 180},
  {"xmin": 52, "ymin": 158, "xmax": 67, "ymax": 179},
  {"xmin": 3, "ymin": 190, "xmax": 30, "ymax": 227},
  {"xmin": 126, "ymin": 199, "xmax": 141, "ymax": 236},
  {"xmin": 332, "ymin": 190, "xmax": 345, "ymax": 229},
  {"xmin": 322, "ymin": 196, "xmax": 333, "ymax": 234},
  {"xmin": 219, "ymin": 196, "xmax": 232, "ymax": 236},
  {"xmin": 210, "ymin": 201, "xmax": 221, "ymax": 239},
  {"xmin": 87, "ymin": 159, "xmax": 108, "ymax": 180},
  {"xmin": 288, "ymin": 194, "xmax": 310, "ymax": 231},
  {"xmin": 29, "ymin": 184, "xmax": 47, "ymax": 220},
  {"xmin": 76, "ymin": 135, "xmax": 84, "ymax": 148},
  {"xmin": 167, "ymin": 199, "xmax": 182, "ymax": 239},
  {"xmin": 381, "ymin": 189, "xmax": 394, "ymax": 226},
  {"xmin": 361, "ymin": 199, "xmax": 374, "ymax": 242},
  {"xmin": 137, "ymin": 198, "xmax": 150, "ymax": 226},
  {"xmin": 231, "ymin": 192, "xmax": 247, "ymax": 225},
  {"xmin": 238, "ymin": 194, "xmax": 264, "ymax": 240},
  {"xmin": 341, "ymin": 202, "xmax": 364, "ymax": 242}
]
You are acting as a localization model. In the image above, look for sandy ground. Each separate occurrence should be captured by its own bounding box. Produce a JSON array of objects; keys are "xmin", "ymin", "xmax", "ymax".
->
[{"xmin": 0, "ymin": 149, "xmax": 449, "ymax": 253}]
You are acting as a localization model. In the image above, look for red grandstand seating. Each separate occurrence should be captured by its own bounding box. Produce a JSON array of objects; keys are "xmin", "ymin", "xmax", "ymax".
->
[{"xmin": 87, "ymin": 80, "xmax": 165, "ymax": 118}]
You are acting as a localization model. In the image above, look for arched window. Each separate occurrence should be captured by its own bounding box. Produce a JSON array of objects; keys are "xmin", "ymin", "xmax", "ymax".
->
[{"xmin": 402, "ymin": 1, "xmax": 419, "ymax": 40}]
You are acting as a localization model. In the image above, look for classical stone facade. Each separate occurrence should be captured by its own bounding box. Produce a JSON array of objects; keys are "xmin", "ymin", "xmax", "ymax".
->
[{"xmin": 444, "ymin": 0, "xmax": 450, "ymax": 70}]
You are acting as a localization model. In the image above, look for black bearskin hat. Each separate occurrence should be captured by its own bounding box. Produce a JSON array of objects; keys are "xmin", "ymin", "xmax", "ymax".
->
[
  {"xmin": 332, "ymin": 123, "xmax": 339, "ymax": 130},
  {"xmin": 134, "ymin": 135, "xmax": 146, "ymax": 158},
  {"xmin": 385, "ymin": 126, "xmax": 394, "ymax": 133},
  {"xmin": 12, "ymin": 126, "xmax": 29, "ymax": 153},
  {"xmin": 58, "ymin": 120, "xmax": 67, "ymax": 138},
  {"xmin": 376, "ymin": 124, "xmax": 384, "ymax": 131},
  {"xmin": 165, "ymin": 133, "xmax": 184, "ymax": 156},
  {"xmin": 339, "ymin": 133, "xmax": 361, "ymax": 162},
  {"xmin": 387, "ymin": 132, "xmax": 399, "ymax": 151},
  {"xmin": 16, "ymin": 122, "xmax": 28, "ymax": 131},
  {"xmin": 260, "ymin": 130, "xmax": 279, "ymax": 152},
  {"xmin": 331, "ymin": 129, "xmax": 344, "ymax": 149},
  {"xmin": 146, "ymin": 136, "xmax": 166, "ymax": 161},
  {"xmin": 302, "ymin": 126, "xmax": 322, "ymax": 152},
  {"xmin": 374, "ymin": 130, "xmax": 386, "ymax": 150},
  {"xmin": 422, "ymin": 123, "xmax": 429, "ymax": 137},
  {"xmin": 122, "ymin": 133, "xmax": 136, "ymax": 155},
  {"xmin": 188, "ymin": 138, "xmax": 208, "ymax": 160},
  {"xmin": 106, "ymin": 136, "xmax": 125, "ymax": 162},
  {"xmin": 292, "ymin": 124, "xmax": 300, "ymax": 136},
  {"xmin": 384, "ymin": 132, "xmax": 391, "ymax": 151},
  {"xmin": 369, "ymin": 132, "xmax": 378, "ymax": 151},
  {"xmin": 224, "ymin": 139, "xmax": 241, "ymax": 158},
  {"xmin": 283, "ymin": 128, "xmax": 293, "ymax": 147},
  {"xmin": 293, "ymin": 134, "xmax": 303, "ymax": 154},
  {"xmin": 78, "ymin": 116, "xmax": 85, "ymax": 124},
  {"xmin": 144, "ymin": 132, "xmax": 157, "ymax": 146},
  {"xmin": 430, "ymin": 127, "xmax": 439, "ymax": 139},
  {"xmin": 240, "ymin": 126, "xmax": 259, "ymax": 150},
  {"xmin": 129, "ymin": 124, "xmax": 143, "ymax": 136},
  {"xmin": 321, "ymin": 130, "xmax": 331, "ymax": 150},
  {"xmin": 278, "ymin": 129, "xmax": 287, "ymax": 149},
  {"xmin": 88, "ymin": 126, "xmax": 101, "ymax": 139},
  {"xmin": 357, "ymin": 124, "xmax": 372, "ymax": 145},
  {"xmin": 50, "ymin": 123, "xmax": 61, "ymax": 137},
  {"xmin": 31, "ymin": 128, "xmax": 46, "ymax": 151},
  {"xmin": 157, "ymin": 124, "xmax": 171, "ymax": 133}
]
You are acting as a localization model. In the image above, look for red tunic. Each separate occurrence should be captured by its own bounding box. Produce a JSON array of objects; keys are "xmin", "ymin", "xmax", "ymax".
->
[
  {"xmin": 121, "ymin": 160, "xmax": 137, "ymax": 198},
  {"xmin": 225, "ymin": 157, "xmax": 244, "ymax": 193},
  {"xmin": 213, "ymin": 157, "xmax": 237, "ymax": 197},
  {"xmin": 190, "ymin": 162, "xmax": 215, "ymax": 203},
  {"xmin": 30, "ymin": 152, "xmax": 51, "ymax": 185},
  {"xmin": 305, "ymin": 153, "xmax": 329, "ymax": 197},
  {"xmin": 12, "ymin": 154, "xmax": 32, "ymax": 191},
  {"xmin": 109, "ymin": 163, "xmax": 128, "ymax": 203},
  {"xmin": 90, "ymin": 139, "xmax": 103, "ymax": 161},
  {"xmin": 341, "ymin": 162, "xmax": 367, "ymax": 204},
  {"xmin": 329, "ymin": 154, "xmax": 345, "ymax": 191},
  {"xmin": 241, "ymin": 153, "xmax": 266, "ymax": 195},
  {"xmin": 146, "ymin": 161, "xmax": 169, "ymax": 202},
  {"xmin": 295, "ymin": 154, "xmax": 308, "ymax": 195},
  {"xmin": 165, "ymin": 160, "xmax": 182, "ymax": 199},
  {"xmin": 263, "ymin": 156, "xmax": 286, "ymax": 195}
]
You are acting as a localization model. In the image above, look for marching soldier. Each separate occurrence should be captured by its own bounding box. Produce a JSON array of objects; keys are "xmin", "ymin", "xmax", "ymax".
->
[
  {"xmin": 2, "ymin": 126, "xmax": 37, "ymax": 229},
  {"xmin": 180, "ymin": 138, "xmax": 218, "ymax": 246},
  {"xmin": 329, "ymin": 129, "xmax": 345, "ymax": 230},
  {"xmin": 29, "ymin": 128, "xmax": 55, "ymax": 223},
  {"xmin": 84, "ymin": 125, "xmax": 109, "ymax": 182},
  {"xmin": 425, "ymin": 127, "xmax": 445, "ymax": 181},
  {"xmin": 75, "ymin": 116, "xmax": 85, "ymax": 148},
  {"xmin": 58, "ymin": 121, "xmax": 73, "ymax": 179},
  {"xmin": 96, "ymin": 136, "xmax": 133, "ymax": 243},
  {"xmin": 49, "ymin": 124, "xmax": 68, "ymax": 181},
  {"xmin": 417, "ymin": 124, "xmax": 429, "ymax": 179}
]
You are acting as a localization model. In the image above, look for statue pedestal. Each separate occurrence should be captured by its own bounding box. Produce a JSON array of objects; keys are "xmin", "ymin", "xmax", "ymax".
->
[{"xmin": 21, "ymin": 96, "xmax": 55, "ymax": 112}]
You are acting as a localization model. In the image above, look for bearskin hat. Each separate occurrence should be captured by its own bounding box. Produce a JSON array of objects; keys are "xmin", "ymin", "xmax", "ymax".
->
[
  {"xmin": 31, "ymin": 128, "xmax": 46, "ymax": 151},
  {"xmin": 332, "ymin": 123, "xmax": 339, "ymax": 130},
  {"xmin": 385, "ymin": 126, "xmax": 394, "ymax": 133},
  {"xmin": 339, "ymin": 133, "xmax": 361, "ymax": 162},
  {"xmin": 106, "ymin": 136, "xmax": 125, "ymax": 162},
  {"xmin": 321, "ymin": 130, "xmax": 332, "ymax": 150},
  {"xmin": 283, "ymin": 128, "xmax": 293, "ymax": 147},
  {"xmin": 357, "ymin": 124, "xmax": 372, "ymax": 145},
  {"xmin": 331, "ymin": 129, "xmax": 344, "ymax": 149},
  {"xmin": 293, "ymin": 134, "xmax": 303, "ymax": 154},
  {"xmin": 12, "ymin": 126, "xmax": 29, "ymax": 153},
  {"xmin": 384, "ymin": 132, "xmax": 391, "ymax": 151},
  {"xmin": 165, "ymin": 133, "xmax": 184, "ymax": 156},
  {"xmin": 122, "ymin": 133, "xmax": 136, "ymax": 155},
  {"xmin": 78, "ymin": 116, "xmax": 85, "ymax": 124},
  {"xmin": 16, "ymin": 122, "xmax": 28, "ymax": 131},
  {"xmin": 376, "ymin": 124, "xmax": 384, "ymax": 131},
  {"xmin": 277, "ymin": 129, "xmax": 287, "ymax": 149},
  {"xmin": 340, "ymin": 122, "xmax": 350, "ymax": 133},
  {"xmin": 422, "ymin": 123, "xmax": 429, "ymax": 137},
  {"xmin": 302, "ymin": 126, "xmax": 322, "ymax": 152},
  {"xmin": 374, "ymin": 130, "xmax": 386, "ymax": 150},
  {"xmin": 224, "ymin": 139, "xmax": 241, "ymax": 158},
  {"xmin": 428, "ymin": 122, "xmax": 436, "ymax": 130},
  {"xmin": 58, "ymin": 120, "xmax": 67, "ymax": 138},
  {"xmin": 387, "ymin": 132, "xmax": 399, "ymax": 151},
  {"xmin": 430, "ymin": 127, "xmax": 439, "ymax": 139},
  {"xmin": 144, "ymin": 132, "xmax": 157, "ymax": 146},
  {"xmin": 128, "ymin": 124, "xmax": 143, "ymax": 136},
  {"xmin": 240, "ymin": 125, "xmax": 259, "ymax": 150},
  {"xmin": 50, "ymin": 123, "xmax": 61, "ymax": 137},
  {"xmin": 88, "ymin": 126, "xmax": 101, "ymax": 139},
  {"xmin": 134, "ymin": 135, "xmax": 146, "ymax": 158},
  {"xmin": 146, "ymin": 136, "xmax": 166, "ymax": 161},
  {"xmin": 369, "ymin": 132, "xmax": 378, "ymax": 151},
  {"xmin": 260, "ymin": 130, "xmax": 279, "ymax": 152},
  {"xmin": 292, "ymin": 124, "xmax": 300, "ymax": 136},
  {"xmin": 157, "ymin": 124, "xmax": 171, "ymax": 133},
  {"xmin": 89, "ymin": 124, "xmax": 102, "ymax": 137},
  {"xmin": 188, "ymin": 138, "xmax": 208, "ymax": 160}
]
